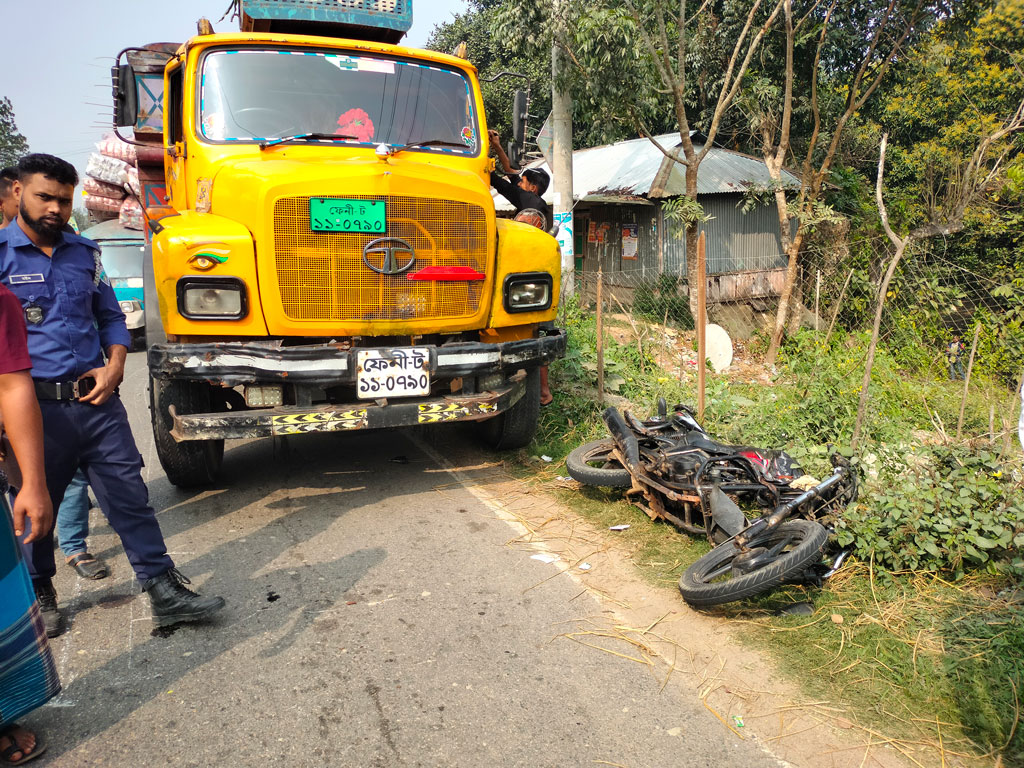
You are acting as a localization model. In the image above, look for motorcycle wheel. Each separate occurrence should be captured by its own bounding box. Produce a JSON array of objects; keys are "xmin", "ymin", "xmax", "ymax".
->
[
  {"xmin": 565, "ymin": 440, "xmax": 632, "ymax": 488},
  {"xmin": 679, "ymin": 519, "xmax": 828, "ymax": 608}
]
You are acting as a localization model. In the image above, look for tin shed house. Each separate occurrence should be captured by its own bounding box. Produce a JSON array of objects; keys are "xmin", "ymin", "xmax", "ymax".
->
[{"xmin": 493, "ymin": 132, "xmax": 799, "ymax": 308}]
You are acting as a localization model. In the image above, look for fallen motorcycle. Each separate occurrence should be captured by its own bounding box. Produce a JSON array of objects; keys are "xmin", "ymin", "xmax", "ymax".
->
[{"xmin": 566, "ymin": 399, "xmax": 857, "ymax": 607}]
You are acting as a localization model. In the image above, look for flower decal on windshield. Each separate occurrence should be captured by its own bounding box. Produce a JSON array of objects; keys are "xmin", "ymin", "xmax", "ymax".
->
[{"xmin": 336, "ymin": 108, "xmax": 375, "ymax": 142}]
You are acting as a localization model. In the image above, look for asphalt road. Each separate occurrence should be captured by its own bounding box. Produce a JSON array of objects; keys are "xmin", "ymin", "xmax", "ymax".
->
[{"xmin": 25, "ymin": 352, "xmax": 784, "ymax": 768}]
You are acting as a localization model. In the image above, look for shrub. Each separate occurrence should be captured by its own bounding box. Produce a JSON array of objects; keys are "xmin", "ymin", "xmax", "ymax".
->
[{"xmin": 837, "ymin": 446, "xmax": 1024, "ymax": 576}]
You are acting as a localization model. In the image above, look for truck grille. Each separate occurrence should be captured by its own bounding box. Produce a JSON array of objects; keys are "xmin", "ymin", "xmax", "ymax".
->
[{"xmin": 273, "ymin": 195, "xmax": 488, "ymax": 322}]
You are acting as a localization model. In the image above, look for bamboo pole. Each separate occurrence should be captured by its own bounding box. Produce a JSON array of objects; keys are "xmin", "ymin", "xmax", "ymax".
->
[
  {"xmin": 955, "ymin": 322, "xmax": 982, "ymax": 441},
  {"xmin": 696, "ymin": 232, "xmax": 707, "ymax": 421},
  {"xmin": 596, "ymin": 268, "xmax": 605, "ymax": 406}
]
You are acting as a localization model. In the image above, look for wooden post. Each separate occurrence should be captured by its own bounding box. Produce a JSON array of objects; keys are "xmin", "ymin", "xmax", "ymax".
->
[
  {"xmin": 696, "ymin": 232, "xmax": 707, "ymax": 422},
  {"xmin": 956, "ymin": 322, "xmax": 982, "ymax": 440},
  {"xmin": 814, "ymin": 270, "xmax": 821, "ymax": 332},
  {"xmin": 596, "ymin": 268, "xmax": 605, "ymax": 405}
]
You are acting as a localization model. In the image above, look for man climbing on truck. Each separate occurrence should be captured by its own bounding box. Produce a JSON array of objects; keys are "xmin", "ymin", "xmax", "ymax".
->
[{"xmin": 488, "ymin": 129, "xmax": 554, "ymax": 406}]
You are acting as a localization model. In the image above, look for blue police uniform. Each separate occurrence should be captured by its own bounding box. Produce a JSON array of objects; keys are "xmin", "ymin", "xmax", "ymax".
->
[{"xmin": 0, "ymin": 218, "xmax": 174, "ymax": 584}]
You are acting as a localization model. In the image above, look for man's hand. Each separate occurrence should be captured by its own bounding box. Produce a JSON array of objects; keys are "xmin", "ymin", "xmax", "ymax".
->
[
  {"xmin": 78, "ymin": 344, "xmax": 127, "ymax": 405},
  {"xmin": 488, "ymin": 129, "xmax": 500, "ymax": 147},
  {"xmin": 12, "ymin": 483, "xmax": 53, "ymax": 543}
]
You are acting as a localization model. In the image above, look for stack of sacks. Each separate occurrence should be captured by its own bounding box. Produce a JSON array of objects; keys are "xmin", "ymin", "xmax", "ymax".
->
[{"xmin": 83, "ymin": 134, "xmax": 143, "ymax": 228}]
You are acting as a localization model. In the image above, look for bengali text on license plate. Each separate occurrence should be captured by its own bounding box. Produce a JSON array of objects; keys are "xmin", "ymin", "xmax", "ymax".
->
[
  {"xmin": 309, "ymin": 198, "xmax": 386, "ymax": 233},
  {"xmin": 356, "ymin": 348, "xmax": 430, "ymax": 399}
]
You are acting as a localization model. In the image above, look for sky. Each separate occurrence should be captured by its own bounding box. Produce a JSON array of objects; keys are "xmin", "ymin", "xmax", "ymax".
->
[{"xmin": 3, "ymin": 0, "xmax": 469, "ymax": 178}]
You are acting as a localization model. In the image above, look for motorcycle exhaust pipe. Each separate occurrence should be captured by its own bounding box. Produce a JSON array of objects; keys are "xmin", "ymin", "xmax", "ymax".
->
[{"xmin": 602, "ymin": 407, "xmax": 641, "ymax": 472}]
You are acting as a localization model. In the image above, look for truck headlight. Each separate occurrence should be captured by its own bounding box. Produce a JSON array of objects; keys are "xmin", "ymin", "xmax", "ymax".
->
[
  {"xmin": 503, "ymin": 273, "xmax": 552, "ymax": 313},
  {"xmin": 177, "ymin": 277, "xmax": 247, "ymax": 319},
  {"xmin": 119, "ymin": 300, "xmax": 138, "ymax": 313}
]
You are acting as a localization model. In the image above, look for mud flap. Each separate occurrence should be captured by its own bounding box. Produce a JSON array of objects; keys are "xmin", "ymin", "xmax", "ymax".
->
[{"xmin": 708, "ymin": 486, "xmax": 746, "ymax": 537}]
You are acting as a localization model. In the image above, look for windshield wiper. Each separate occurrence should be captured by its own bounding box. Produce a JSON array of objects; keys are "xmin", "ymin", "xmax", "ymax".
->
[
  {"xmin": 391, "ymin": 139, "xmax": 469, "ymax": 155},
  {"xmin": 259, "ymin": 133, "xmax": 358, "ymax": 150}
]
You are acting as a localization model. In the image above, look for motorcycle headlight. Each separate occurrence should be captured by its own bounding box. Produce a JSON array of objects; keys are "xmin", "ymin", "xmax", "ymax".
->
[
  {"xmin": 503, "ymin": 272, "xmax": 552, "ymax": 313},
  {"xmin": 177, "ymin": 277, "xmax": 247, "ymax": 319}
]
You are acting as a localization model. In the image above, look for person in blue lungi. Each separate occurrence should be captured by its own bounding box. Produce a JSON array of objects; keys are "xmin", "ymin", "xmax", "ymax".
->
[
  {"xmin": 0, "ymin": 153, "xmax": 225, "ymax": 639},
  {"xmin": 0, "ymin": 279, "xmax": 58, "ymax": 765}
]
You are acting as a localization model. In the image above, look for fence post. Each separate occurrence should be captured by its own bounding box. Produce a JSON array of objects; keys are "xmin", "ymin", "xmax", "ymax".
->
[
  {"xmin": 814, "ymin": 270, "xmax": 821, "ymax": 332},
  {"xmin": 596, "ymin": 268, "xmax": 604, "ymax": 406},
  {"xmin": 696, "ymin": 232, "xmax": 707, "ymax": 422},
  {"xmin": 956, "ymin": 322, "xmax": 982, "ymax": 440}
]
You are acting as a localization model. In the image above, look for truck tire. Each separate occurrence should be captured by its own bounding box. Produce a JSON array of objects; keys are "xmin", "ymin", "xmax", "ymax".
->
[
  {"xmin": 150, "ymin": 377, "xmax": 224, "ymax": 489},
  {"xmin": 478, "ymin": 367, "xmax": 540, "ymax": 451},
  {"xmin": 679, "ymin": 519, "xmax": 829, "ymax": 608},
  {"xmin": 565, "ymin": 440, "xmax": 632, "ymax": 487}
]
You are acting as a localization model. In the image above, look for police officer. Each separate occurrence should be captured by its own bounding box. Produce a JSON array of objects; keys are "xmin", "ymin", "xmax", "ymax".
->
[{"xmin": 0, "ymin": 153, "xmax": 225, "ymax": 637}]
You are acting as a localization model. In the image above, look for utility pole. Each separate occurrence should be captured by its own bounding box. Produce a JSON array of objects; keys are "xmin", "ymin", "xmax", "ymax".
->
[{"xmin": 551, "ymin": 0, "xmax": 574, "ymax": 298}]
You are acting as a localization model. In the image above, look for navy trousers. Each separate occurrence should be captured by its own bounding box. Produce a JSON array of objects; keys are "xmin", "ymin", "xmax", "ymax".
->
[{"xmin": 20, "ymin": 394, "xmax": 174, "ymax": 584}]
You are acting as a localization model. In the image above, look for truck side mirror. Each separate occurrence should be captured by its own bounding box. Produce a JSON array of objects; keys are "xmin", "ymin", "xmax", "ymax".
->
[
  {"xmin": 112, "ymin": 63, "xmax": 139, "ymax": 128},
  {"xmin": 511, "ymin": 90, "xmax": 528, "ymax": 147},
  {"xmin": 507, "ymin": 141, "xmax": 522, "ymax": 170}
]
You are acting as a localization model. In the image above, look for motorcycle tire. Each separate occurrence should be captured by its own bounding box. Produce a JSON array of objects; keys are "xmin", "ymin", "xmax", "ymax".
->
[
  {"xmin": 679, "ymin": 519, "xmax": 829, "ymax": 608},
  {"xmin": 565, "ymin": 440, "xmax": 632, "ymax": 488}
]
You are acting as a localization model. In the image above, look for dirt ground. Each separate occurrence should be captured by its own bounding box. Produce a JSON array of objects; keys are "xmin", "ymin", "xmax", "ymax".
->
[{"xmin": 419, "ymin": 439, "xmax": 982, "ymax": 768}]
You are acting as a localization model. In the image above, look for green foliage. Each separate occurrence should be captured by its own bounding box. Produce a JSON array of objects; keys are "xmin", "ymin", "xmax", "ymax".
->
[
  {"xmin": 425, "ymin": 1, "xmax": 551, "ymax": 151},
  {"xmin": 0, "ymin": 97, "xmax": 28, "ymax": 167},
  {"xmin": 633, "ymin": 274, "xmax": 694, "ymax": 329},
  {"xmin": 837, "ymin": 446, "xmax": 1024, "ymax": 576}
]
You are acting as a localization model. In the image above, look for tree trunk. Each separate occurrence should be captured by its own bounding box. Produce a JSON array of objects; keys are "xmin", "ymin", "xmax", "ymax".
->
[
  {"xmin": 765, "ymin": 230, "xmax": 804, "ymax": 365},
  {"xmin": 851, "ymin": 240, "xmax": 906, "ymax": 448},
  {"xmin": 684, "ymin": 169, "xmax": 701, "ymax": 319}
]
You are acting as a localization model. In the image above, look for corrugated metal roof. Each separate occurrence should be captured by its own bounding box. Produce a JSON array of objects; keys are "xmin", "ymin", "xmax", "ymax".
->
[{"xmin": 493, "ymin": 131, "xmax": 799, "ymax": 210}]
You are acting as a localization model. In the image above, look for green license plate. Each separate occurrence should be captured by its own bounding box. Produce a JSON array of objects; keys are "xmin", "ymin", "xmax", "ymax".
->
[{"xmin": 309, "ymin": 198, "xmax": 386, "ymax": 233}]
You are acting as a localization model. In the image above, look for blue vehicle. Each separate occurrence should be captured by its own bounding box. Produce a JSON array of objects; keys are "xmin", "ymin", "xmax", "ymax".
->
[{"xmin": 81, "ymin": 220, "xmax": 147, "ymax": 350}]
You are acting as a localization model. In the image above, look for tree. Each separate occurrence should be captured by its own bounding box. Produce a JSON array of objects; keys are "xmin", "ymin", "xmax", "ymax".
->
[
  {"xmin": 0, "ymin": 97, "xmax": 28, "ymax": 168},
  {"xmin": 539, "ymin": 0, "xmax": 785, "ymax": 315},
  {"xmin": 426, "ymin": 0, "xmax": 553, "ymax": 154},
  {"xmin": 752, "ymin": 0, "xmax": 935, "ymax": 366}
]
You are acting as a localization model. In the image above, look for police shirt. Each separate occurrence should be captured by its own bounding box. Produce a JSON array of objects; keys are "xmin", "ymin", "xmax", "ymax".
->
[{"xmin": 0, "ymin": 218, "xmax": 130, "ymax": 381}]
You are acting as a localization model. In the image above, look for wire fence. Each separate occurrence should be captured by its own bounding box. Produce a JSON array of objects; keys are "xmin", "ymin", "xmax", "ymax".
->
[{"xmin": 571, "ymin": 234, "xmax": 1024, "ymax": 448}]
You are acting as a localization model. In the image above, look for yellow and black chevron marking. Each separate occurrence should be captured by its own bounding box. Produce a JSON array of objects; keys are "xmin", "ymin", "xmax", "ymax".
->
[
  {"xmin": 270, "ymin": 410, "xmax": 367, "ymax": 435},
  {"xmin": 419, "ymin": 403, "xmax": 472, "ymax": 414},
  {"xmin": 417, "ymin": 401, "xmax": 497, "ymax": 424}
]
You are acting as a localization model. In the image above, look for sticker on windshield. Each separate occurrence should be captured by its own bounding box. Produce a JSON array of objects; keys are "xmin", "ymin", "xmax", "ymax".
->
[
  {"xmin": 357, "ymin": 58, "xmax": 395, "ymax": 74},
  {"xmin": 326, "ymin": 55, "xmax": 358, "ymax": 71},
  {"xmin": 461, "ymin": 127, "xmax": 475, "ymax": 146}
]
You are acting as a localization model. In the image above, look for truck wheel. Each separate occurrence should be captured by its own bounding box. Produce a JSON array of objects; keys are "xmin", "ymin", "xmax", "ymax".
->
[
  {"xmin": 478, "ymin": 367, "xmax": 540, "ymax": 451},
  {"xmin": 150, "ymin": 377, "xmax": 224, "ymax": 488}
]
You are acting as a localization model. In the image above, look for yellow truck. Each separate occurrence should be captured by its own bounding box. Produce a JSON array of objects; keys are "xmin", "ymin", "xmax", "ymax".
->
[{"xmin": 111, "ymin": 0, "xmax": 564, "ymax": 487}]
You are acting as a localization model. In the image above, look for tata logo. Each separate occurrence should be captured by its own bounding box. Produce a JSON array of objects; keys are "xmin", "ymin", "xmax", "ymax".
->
[{"xmin": 361, "ymin": 237, "xmax": 416, "ymax": 276}]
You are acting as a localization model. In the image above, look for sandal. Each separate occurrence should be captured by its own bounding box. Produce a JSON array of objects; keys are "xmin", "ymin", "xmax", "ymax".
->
[
  {"xmin": 0, "ymin": 725, "xmax": 46, "ymax": 766},
  {"xmin": 67, "ymin": 553, "xmax": 109, "ymax": 580},
  {"xmin": 540, "ymin": 395, "xmax": 554, "ymax": 407}
]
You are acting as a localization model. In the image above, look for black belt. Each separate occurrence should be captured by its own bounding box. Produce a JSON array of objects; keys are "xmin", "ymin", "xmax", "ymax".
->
[{"xmin": 34, "ymin": 380, "xmax": 87, "ymax": 401}]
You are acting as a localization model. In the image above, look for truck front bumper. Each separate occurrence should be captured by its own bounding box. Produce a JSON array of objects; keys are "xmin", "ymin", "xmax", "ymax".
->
[
  {"xmin": 149, "ymin": 330, "xmax": 565, "ymax": 441},
  {"xmin": 148, "ymin": 330, "xmax": 565, "ymax": 386}
]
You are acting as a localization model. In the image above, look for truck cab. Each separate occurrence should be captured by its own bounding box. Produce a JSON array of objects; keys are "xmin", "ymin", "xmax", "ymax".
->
[{"xmin": 113, "ymin": 2, "xmax": 564, "ymax": 487}]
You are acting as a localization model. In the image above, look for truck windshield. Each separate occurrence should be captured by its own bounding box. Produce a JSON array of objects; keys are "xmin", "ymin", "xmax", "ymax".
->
[{"xmin": 199, "ymin": 48, "xmax": 479, "ymax": 155}]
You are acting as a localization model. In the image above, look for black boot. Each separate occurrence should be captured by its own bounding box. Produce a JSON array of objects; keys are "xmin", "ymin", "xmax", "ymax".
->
[
  {"xmin": 144, "ymin": 569, "xmax": 226, "ymax": 628},
  {"xmin": 33, "ymin": 578, "xmax": 64, "ymax": 638}
]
